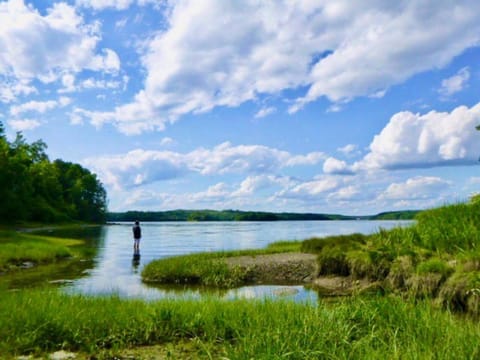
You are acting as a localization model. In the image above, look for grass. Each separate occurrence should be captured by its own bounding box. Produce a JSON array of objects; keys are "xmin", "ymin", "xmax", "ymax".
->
[
  {"xmin": 294, "ymin": 199, "xmax": 480, "ymax": 314},
  {"xmin": 142, "ymin": 240, "xmax": 302, "ymax": 287},
  {"xmin": 0, "ymin": 289, "xmax": 479, "ymax": 358},
  {"xmin": 141, "ymin": 198, "xmax": 480, "ymax": 314},
  {"xmin": 0, "ymin": 230, "xmax": 85, "ymax": 272}
]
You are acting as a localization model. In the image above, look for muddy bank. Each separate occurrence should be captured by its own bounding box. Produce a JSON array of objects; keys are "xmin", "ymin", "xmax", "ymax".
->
[
  {"xmin": 224, "ymin": 253, "xmax": 317, "ymax": 284},
  {"xmin": 224, "ymin": 252, "xmax": 381, "ymax": 295}
]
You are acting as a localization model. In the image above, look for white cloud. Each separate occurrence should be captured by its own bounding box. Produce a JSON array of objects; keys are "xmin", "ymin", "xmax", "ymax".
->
[
  {"xmin": 232, "ymin": 175, "xmax": 288, "ymax": 197},
  {"xmin": 81, "ymin": 78, "xmax": 122, "ymax": 90},
  {"xmin": 439, "ymin": 67, "xmax": 470, "ymax": 96},
  {"xmin": 277, "ymin": 177, "xmax": 339, "ymax": 200},
  {"xmin": 159, "ymin": 137, "xmax": 174, "ymax": 146},
  {"xmin": 254, "ymin": 106, "xmax": 276, "ymax": 119},
  {"xmin": 191, "ymin": 142, "xmax": 324, "ymax": 175},
  {"xmin": 83, "ymin": 142, "xmax": 325, "ymax": 189},
  {"xmin": 0, "ymin": 79, "xmax": 36, "ymax": 103},
  {"xmin": 337, "ymin": 144, "xmax": 358, "ymax": 156},
  {"xmin": 75, "ymin": 0, "xmax": 160, "ymax": 10},
  {"xmin": 0, "ymin": 0, "xmax": 120, "ymax": 85},
  {"xmin": 323, "ymin": 157, "xmax": 353, "ymax": 175},
  {"xmin": 10, "ymin": 97, "xmax": 71, "ymax": 116},
  {"xmin": 291, "ymin": 2, "xmax": 480, "ymax": 111},
  {"xmin": 59, "ymin": 74, "xmax": 76, "ymax": 93},
  {"xmin": 379, "ymin": 176, "xmax": 451, "ymax": 200},
  {"xmin": 8, "ymin": 118, "xmax": 41, "ymax": 131},
  {"xmin": 327, "ymin": 185, "xmax": 362, "ymax": 201},
  {"xmin": 82, "ymin": 0, "xmax": 480, "ymax": 133},
  {"xmin": 353, "ymin": 102, "xmax": 480, "ymax": 171}
]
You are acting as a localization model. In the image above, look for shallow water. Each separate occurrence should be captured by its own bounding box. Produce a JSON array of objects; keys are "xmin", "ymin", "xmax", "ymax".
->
[{"xmin": 12, "ymin": 220, "xmax": 412, "ymax": 301}]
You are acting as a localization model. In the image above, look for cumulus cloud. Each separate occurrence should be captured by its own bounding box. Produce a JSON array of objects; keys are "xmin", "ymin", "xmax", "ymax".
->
[
  {"xmin": 82, "ymin": 142, "xmax": 325, "ymax": 189},
  {"xmin": 439, "ymin": 67, "xmax": 470, "ymax": 97},
  {"xmin": 0, "ymin": 0, "xmax": 119, "ymax": 87},
  {"xmin": 323, "ymin": 157, "xmax": 353, "ymax": 175},
  {"xmin": 379, "ymin": 176, "xmax": 451, "ymax": 201},
  {"xmin": 80, "ymin": 0, "xmax": 480, "ymax": 133},
  {"xmin": 277, "ymin": 177, "xmax": 339, "ymax": 200},
  {"xmin": 353, "ymin": 102, "xmax": 480, "ymax": 171},
  {"xmin": 232, "ymin": 175, "xmax": 289, "ymax": 197},
  {"xmin": 8, "ymin": 118, "xmax": 41, "ymax": 131}
]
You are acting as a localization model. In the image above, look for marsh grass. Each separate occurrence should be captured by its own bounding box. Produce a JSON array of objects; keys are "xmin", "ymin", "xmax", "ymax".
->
[
  {"xmin": 1, "ymin": 289, "xmax": 480, "ymax": 359},
  {"xmin": 0, "ymin": 230, "xmax": 84, "ymax": 271},
  {"xmin": 142, "ymin": 240, "xmax": 301, "ymax": 287}
]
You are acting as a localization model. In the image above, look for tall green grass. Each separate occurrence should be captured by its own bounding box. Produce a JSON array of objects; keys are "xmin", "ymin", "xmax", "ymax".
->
[
  {"xmin": 0, "ymin": 231, "xmax": 84, "ymax": 271},
  {"xmin": 1, "ymin": 290, "xmax": 479, "ymax": 359},
  {"xmin": 415, "ymin": 201, "xmax": 480, "ymax": 252},
  {"xmin": 298, "ymin": 200, "xmax": 480, "ymax": 312}
]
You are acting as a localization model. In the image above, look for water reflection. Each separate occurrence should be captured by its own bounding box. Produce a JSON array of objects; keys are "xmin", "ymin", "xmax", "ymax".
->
[
  {"xmin": 132, "ymin": 249, "xmax": 141, "ymax": 273},
  {"xmin": 24, "ymin": 220, "xmax": 412, "ymax": 301}
]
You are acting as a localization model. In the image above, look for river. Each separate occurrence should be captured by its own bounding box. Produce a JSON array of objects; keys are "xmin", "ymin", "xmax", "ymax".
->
[{"xmin": 10, "ymin": 220, "xmax": 412, "ymax": 301}]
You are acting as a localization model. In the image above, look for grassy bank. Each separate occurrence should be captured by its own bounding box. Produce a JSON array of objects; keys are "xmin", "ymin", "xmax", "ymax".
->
[
  {"xmin": 142, "ymin": 198, "xmax": 480, "ymax": 315},
  {"xmin": 142, "ymin": 240, "xmax": 301, "ymax": 287},
  {"xmin": 0, "ymin": 289, "xmax": 479, "ymax": 359},
  {"xmin": 0, "ymin": 229, "xmax": 86, "ymax": 273},
  {"xmin": 302, "ymin": 199, "xmax": 480, "ymax": 314}
]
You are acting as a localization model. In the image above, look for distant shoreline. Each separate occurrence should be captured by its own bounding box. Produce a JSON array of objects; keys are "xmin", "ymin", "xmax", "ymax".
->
[{"xmin": 107, "ymin": 209, "xmax": 419, "ymax": 222}]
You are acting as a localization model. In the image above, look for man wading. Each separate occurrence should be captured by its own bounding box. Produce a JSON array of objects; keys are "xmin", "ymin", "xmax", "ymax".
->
[{"xmin": 133, "ymin": 220, "xmax": 141, "ymax": 251}]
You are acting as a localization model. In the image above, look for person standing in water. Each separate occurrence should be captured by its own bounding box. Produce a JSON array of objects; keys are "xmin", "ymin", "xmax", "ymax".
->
[{"xmin": 132, "ymin": 220, "xmax": 141, "ymax": 251}]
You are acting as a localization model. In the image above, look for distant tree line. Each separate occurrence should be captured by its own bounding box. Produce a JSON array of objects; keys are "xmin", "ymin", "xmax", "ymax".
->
[
  {"xmin": 0, "ymin": 122, "xmax": 107, "ymax": 224},
  {"xmin": 107, "ymin": 209, "xmax": 420, "ymax": 222}
]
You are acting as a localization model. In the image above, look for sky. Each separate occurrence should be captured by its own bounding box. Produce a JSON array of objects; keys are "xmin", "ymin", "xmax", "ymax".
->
[{"xmin": 1, "ymin": 0, "xmax": 480, "ymax": 215}]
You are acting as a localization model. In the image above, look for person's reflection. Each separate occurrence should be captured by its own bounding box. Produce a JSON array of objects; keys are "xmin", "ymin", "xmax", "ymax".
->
[{"xmin": 132, "ymin": 248, "xmax": 141, "ymax": 273}]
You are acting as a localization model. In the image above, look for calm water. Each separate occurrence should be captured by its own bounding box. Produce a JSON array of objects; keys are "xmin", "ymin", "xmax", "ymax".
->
[{"xmin": 55, "ymin": 220, "xmax": 411, "ymax": 301}]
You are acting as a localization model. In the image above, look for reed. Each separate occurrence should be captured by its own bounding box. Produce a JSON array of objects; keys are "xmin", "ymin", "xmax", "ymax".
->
[{"xmin": 1, "ymin": 289, "xmax": 479, "ymax": 359}]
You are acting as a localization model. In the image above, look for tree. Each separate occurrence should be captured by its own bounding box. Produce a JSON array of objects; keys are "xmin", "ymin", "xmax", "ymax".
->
[{"xmin": 0, "ymin": 121, "xmax": 108, "ymax": 224}]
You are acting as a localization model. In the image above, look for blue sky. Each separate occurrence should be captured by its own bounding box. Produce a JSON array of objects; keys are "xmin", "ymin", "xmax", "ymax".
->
[{"xmin": 1, "ymin": 0, "xmax": 480, "ymax": 214}]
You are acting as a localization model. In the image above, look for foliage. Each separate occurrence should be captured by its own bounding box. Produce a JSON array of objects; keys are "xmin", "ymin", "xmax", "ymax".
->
[{"xmin": 0, "ymin": 122, "xmax": 107, "ymax": 224}]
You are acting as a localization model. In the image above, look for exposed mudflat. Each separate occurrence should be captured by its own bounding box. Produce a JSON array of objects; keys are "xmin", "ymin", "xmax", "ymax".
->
[
  {"xmin": 224, "ymin": 252, "xmax": 318, "ymax": 284},
  {"xmin": 224, "ymin": 252, "xmax": 382, "ymax": 295}
]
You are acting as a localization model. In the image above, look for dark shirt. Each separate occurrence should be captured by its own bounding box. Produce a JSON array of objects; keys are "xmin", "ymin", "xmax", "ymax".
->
[{"xmin": 133, "ymin": 225, "xmax": 141, "ymax": 239}]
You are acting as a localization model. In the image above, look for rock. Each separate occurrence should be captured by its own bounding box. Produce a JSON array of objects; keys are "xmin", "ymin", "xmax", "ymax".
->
[
  {"xmin": 273, "ymin": 287, "xmax": 299, "ymax": 296},
  {"xmin": 49, "ymin": 350, "xmax": 76, "ymax": 360},
  {"xmin": 20, "ymin": 261, "xmax": 35, "ymax": 269}
]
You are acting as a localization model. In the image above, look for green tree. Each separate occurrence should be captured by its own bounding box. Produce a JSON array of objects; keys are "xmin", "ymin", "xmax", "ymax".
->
[{"xmin": 0, "ymin": 121, "xmax": 107, "ymax": 224}]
